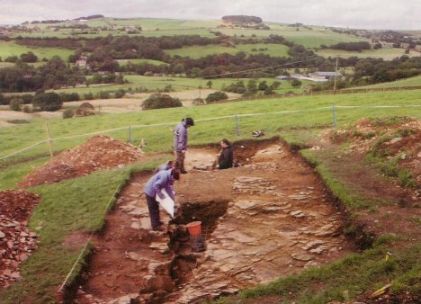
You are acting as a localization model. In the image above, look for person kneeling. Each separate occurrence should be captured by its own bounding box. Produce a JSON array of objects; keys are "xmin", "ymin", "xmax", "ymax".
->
[
  {"xmin": 217, "ymin": 139, "xmax": 233, "ymax": 170},
  {"xmin": 144, "ymin": 168, "xmax": 180, "ymax": 231}
]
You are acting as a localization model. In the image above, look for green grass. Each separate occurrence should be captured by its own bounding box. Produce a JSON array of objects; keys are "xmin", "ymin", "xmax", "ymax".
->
[
  {"xmin": 0, "ymin": 161, "xmax": 161, "ymax": 304},
  {"xmin": 317, "ymin": 47, "xmax": 418, "ymax": 60},
  {"xmin": 116, "ymin": 58, "xmax": 168, "ymax": 66},
  {"xmin": 1, "ymin": 90, "xmax": 420, "ymax": 170},
  {"xmin": 165, "ymin": 43, "xmax": 290, "ymax": 58},
  {"xmin": 0, "ymin": 90, "xmax": 419, "ymax": 191},
  {"xmin": 10, "ymin": 18, "xmax": 363, "ymax": 47},
  {"xmin": 50, "ymin": 75, "xmax": 300, "ymax": 95},
  {"xmin": 0, "ymin": 41, "xmax": 74, "ymax": 61},
  {"xmin": 214, "ymin": 244, "xmax": 421, "ymax": 304},
  {"xmin": 352, "ymin": 75, "xmax": 421, "ymax": 89}
]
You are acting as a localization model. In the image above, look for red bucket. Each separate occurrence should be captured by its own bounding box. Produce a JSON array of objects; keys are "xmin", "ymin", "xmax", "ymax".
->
[{"xmin": 186, "ymin": 221, "xmax": 202, "ymax": 237}]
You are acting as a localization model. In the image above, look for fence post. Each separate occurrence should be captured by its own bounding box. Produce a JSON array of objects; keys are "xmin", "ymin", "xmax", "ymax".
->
[
  {"xmin": 234, "ymin": 115, "xmax": 240, "ymax": 136},
  {"xmin": 45, "ymin": 121, "xmax": 53, "ymax": 159},
  {"xmin": 332, "ymin": 104, "xmax": 337, "ymax": 129},
  {"xmin": 128, "ymin": 125, "xmax": 132, "ymax": 143}
]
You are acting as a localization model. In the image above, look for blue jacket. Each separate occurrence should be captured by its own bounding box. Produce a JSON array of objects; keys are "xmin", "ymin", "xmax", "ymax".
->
[
  {"xmin": 144, "ymin": 169, "xmax": 175, "ymax": 199},
  {"xmin": 174, "ymin": 121, "xmax": 188, "ymax": 151}
]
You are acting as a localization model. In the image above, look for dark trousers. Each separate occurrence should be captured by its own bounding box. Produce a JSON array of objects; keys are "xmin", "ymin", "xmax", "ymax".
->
[
  {"xmin": 146, "ymin": 194, "xmax": 161, "ymax": 230},
  {"xmin": 175, "ymin": 151, "xmax": 186, "ymax": 172}
]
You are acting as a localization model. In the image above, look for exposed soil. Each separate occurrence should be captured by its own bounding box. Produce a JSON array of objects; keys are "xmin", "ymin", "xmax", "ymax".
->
[
  {"xmin": 0, "ymin": 190, "xmax": 40, "ymax": 288},
  {"xmin": 314, "ymin": 118, "xmax": 421, "ymax": 243},
  {"xmin": 20, "ymin": 135, "xmax": 143, "ymax": 187},
  {"xmin": 74, "ymin": 140, "xmax": 354, "ymax": 304}
]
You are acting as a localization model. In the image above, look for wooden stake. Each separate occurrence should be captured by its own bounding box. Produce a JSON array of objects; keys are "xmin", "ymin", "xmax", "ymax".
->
[{"xmin": 45, "ymin": 121, "xmax": 53, "ymax": 159}]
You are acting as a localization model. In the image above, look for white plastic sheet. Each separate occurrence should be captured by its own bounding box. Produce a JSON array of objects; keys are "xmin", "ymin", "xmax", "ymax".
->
[{"xmin": 155, "ymin": 189, "xmax": 175, "ymax": 218}]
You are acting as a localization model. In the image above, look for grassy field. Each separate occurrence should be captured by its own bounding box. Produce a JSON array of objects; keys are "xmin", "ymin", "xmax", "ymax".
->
[
  {"xmin": 50, "ymin": 75, "xmax": 302, "ymax": 96},
  {"xmin": 11, "ymin": 18, "xmax": 364, "ymax": 48},
  {"xmin": 116, "ymin": 58, "xmax": 169, "ymax": 66},
  {"xmin": 351, "ymin": 75, "xmax": 421, "ymax": 89},
  {"xmin": 0, "ymin": 41, "xmax": 73, "ymax": 61},
  {"xmin": 164, "ymin": 43, "xmax": 290, "ymax": 58},
  {"xmin": 1, "ymin": 89, "xmax": 420, "ymax": 188},
  {"xmin": 317, "ymin": 47, "xmax": 419, "ymax": 60}
]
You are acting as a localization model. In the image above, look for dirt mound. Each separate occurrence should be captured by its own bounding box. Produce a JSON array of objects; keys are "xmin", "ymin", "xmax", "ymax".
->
[
  {"xmin": 20, "ymin": 135, "xmax": 142, "ymax": 187},
  {"xmin": 328, "ymin": 117, "xmax": 421, "ymax": 187},
  {"xmin": 0, "ymin": 190, "xmax": 40, "ymax": 288}
]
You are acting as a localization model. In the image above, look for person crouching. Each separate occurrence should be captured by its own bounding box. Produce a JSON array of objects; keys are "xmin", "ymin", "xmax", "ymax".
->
[
  {"xmin": 217, "ymin": 139, "xmax": 234, "ymax": 169},
  {"xmin": 144, "ymin": 168, "xmax": 180, "ymax": 231}
]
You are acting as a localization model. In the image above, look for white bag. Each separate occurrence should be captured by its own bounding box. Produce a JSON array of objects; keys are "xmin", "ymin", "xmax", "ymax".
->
[{"xmin": 155, "ymin": 189, "xmax": 175, "ymax": 218}]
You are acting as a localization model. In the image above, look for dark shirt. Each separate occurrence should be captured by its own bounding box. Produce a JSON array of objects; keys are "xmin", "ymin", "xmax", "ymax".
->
[{"xmin": 218, "ymin": 146, "xmax": 233, "ymax": 169}]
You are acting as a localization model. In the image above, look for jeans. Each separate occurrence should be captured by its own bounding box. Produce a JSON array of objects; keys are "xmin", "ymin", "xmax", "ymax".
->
[{"xmin": 146, "ymin": 194, "xmax": 161, "ymax": 230}]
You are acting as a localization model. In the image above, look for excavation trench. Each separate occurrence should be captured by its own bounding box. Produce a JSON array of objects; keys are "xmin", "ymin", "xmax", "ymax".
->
[{"xmin": 75, "ymin": 140, "xmax": 354, "ymax": 304}]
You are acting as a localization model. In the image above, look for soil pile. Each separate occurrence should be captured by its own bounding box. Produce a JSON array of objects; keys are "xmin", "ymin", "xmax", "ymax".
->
[
  {"xmin": 0, "ymin": 190, "xmax": 40, "ymax": 288},
  {"xmin": 331, "ymin": 117, "xmax": 421, "ymax": 187},
  {"xmin": 20, "ymin": 135, "xmax": 142, "ymax": 187}
]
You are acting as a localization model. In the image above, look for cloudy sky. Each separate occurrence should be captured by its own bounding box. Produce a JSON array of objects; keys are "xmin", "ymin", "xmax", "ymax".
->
[{"xmin": 0, "ymin": 0, "xmax": 420, "ymax": 30}]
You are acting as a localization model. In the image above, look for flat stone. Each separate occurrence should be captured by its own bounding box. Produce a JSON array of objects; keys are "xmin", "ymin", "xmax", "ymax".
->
[
  {"xmin": 149, "ymin": 242, "xmax": 169, "ymax": 253},
  {"xmin": 0, "ymin": 231, "xmax": 5, "ymax": 239},
  {"xmin": 224, "ymin": 231, "xmax": 256, "ymax": 243},
  {"xmin": 235, "ymin": 200, "xmax": 259, "ymax": 210},
  {"xmin": 290, "ymin": 210, "xmax": 305, "ymax": 218},
  {"xmin": 310, "ymin": 246, "xmax": 328, "ymax": 255},
  {"xmin": 130, "ymin": 222, "xmax": 141, "ymax": 230},
  {"xmin": 106, "ymin": 293, "xmax": 139, "ymax": 304},
  {"xmin": 126, "ymin": 252, "xmax": 143, "ymax": 262},
  {"xmin": 291, "ymin": 253, "xmax": 313, "ymax": 261},
  {"xmin": 389, "ymin": 137, "xmax": 402, "ymax": 144},
  {"xmin": 302, "ymin": 240, "xmax": 325, "ymax": 251}
]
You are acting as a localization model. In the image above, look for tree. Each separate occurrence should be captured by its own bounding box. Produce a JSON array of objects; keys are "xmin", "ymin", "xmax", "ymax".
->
[
  {"xmin": 10, "ymin": 98, "xmax": 23, "ymax": 111},
  {"xmin": 206, "ymin": 91, "xmax": 228, "ymax": 103},
  {"xmin": 142, "ymin": 93, "xmax": 182, "ymax": 110},
  {"xmin": 20, "ymin": 52, "xmax": 38, "ymax": 63},
  {"xmin": 32, "ymin": 92, "xmax": 63, "ymax": 111},
  {"xmin": 258, "ymin": 81, "xmax": 269, "ymax": 91},
  {"xmin": 291, "ymin": 79, "xmax": 302, "ymax": 88},
  {"xmin": 206, "ymin": 80, "xmax": 213, "ymax": 89},
  {"xmin": 271, "ymin": 81, "xmax": 281, "ymax": 90},
  {"xmin": 247, "ymin": 79, "xmax": 257, "ymax": 93}
]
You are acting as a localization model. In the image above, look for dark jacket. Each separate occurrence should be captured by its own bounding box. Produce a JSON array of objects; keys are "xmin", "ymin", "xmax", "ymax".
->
[{"xmin": 218, "ymin": 146, "xmax": 233, "ymax": 169}]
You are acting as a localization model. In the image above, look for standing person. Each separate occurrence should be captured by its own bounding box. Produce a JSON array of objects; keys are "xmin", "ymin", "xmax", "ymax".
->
[
  {"xmin": 144, "ymin": 168, "xmax": 180, "ymax": 231},
  {"xmin": 174, "ymin": 117, "xmax": 194, "ymax": 174},
  {"xmin": 217, "ymin": 138, "xmax": 234, "ymax": 169}
]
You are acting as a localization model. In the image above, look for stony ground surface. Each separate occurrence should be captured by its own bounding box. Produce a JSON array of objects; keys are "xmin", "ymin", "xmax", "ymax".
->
[
  {"xmin": 0, "ymin": 190, "xmax": 40, "ymax": 288},
  {"xmin": 75, "ymin": 142, "xmax": 352, "ymax": 304}
]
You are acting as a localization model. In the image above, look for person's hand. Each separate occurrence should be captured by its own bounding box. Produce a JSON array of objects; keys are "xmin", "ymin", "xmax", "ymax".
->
[
  {"xmin": 182, "ymin": 150, "xmax": 186, "ymax": 154},
  {"xmin": 158, "ymin": 192, "xmax": 165, "ymax": 200}
]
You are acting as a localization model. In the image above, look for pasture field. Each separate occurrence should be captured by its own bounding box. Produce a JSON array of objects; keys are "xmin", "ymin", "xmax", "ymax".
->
[
  {"xmin": 11, "ymin": 17, "xmax": 365, "ymax": 48},
  {"xmin": 0, "ymin": 41, "xmax": 73, "ymax": 61},
  {"xmin": 50, "ymin": 75, "xmax": 304, "ymax": 95},
  {"xmin": 1, "ymin": 89, "xmax": 420, "ymax": 185},
  {"xmin": 350, "ymin": 75, "xmax": 421, "ymax": 89},
  {"xmin": 116, "ymin": 58, "xmax": 169, "ymax": 66},
  {"xmin": 164, "ymin": 43, "xmax": 290, "ymax": 58},
  {"xmin": 317, "ymin": 47, "xmax": 418, "ymax": 60}
]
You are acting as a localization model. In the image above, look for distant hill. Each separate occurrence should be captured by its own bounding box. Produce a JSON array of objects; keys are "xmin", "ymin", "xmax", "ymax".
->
[
  {"xmin": 222, "ymin": 15, "xmax": 263, "ymax": 25},
  {"xmin": 221, "ymin": 15, "xmax": 269, "ymax": 30},
  {"xmin": 74, "ymin": 15, "xmax": 105, "ymax": 21}
]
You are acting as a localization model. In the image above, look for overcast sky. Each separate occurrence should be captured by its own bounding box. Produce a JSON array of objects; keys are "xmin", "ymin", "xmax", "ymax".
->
[{"xmin": 0, "ymin": 0, "xmax": 420, "ymax": 30}]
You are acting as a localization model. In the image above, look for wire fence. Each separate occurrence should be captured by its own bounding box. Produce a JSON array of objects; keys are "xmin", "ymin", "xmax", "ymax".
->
[{"xmin": 1, "ymin": 104, "xmax": 421, "ymax": 164}]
